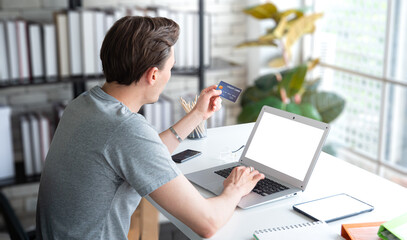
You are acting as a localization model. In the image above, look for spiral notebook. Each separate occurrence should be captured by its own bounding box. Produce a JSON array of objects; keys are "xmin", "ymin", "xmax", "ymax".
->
[{"xmin": 253, "ymin": 221, "xmax": 344, "ymax": 240}]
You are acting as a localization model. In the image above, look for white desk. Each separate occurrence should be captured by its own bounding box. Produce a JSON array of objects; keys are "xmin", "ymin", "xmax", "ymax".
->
[{"xmin": 148, "ymin": 123, "xmax": 407, "ymax": 239}]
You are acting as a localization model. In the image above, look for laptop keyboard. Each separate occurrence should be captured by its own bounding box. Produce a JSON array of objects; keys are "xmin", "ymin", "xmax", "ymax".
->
[{"xmin": 214, "ymin": 166, "xmax": 289, "ymax": 196}]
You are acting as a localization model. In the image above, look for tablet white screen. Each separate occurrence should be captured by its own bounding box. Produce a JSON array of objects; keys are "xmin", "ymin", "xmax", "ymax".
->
[{"xmin": 294, "ymin": 194, "xmax": 374, "ymax": 222}]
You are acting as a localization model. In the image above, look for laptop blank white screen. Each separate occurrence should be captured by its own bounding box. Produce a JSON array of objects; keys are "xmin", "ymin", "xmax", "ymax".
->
[{"xmin": 245, "ymin": 111, "xmax": 324, "ymax": 182}]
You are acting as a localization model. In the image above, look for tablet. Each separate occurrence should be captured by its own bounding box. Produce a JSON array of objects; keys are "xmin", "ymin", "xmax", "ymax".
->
[{"xmin": 293, "ymin": 193, "xmax": 374, "ymax": 223}]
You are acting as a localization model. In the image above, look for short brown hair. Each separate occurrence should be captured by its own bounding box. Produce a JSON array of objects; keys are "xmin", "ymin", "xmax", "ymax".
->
[{"xmin": 100, "ymin": 16, "xmax": 179, "ymax": 85}]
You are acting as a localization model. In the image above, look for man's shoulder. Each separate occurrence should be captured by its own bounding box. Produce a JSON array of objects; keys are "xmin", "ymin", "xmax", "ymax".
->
[{"xmin": 110, "ymin": 114, "xmax": 159, "ymax": 140}]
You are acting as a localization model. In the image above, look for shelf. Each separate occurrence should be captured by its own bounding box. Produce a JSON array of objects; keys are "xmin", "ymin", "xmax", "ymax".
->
[
  {"xmin": 0, "ymin": 58, "xmax": 239, "ymax": 89},
  {"xmin": 0, "ymin": 162, "xmax": 41, "ymax": 189},
  {"xmin": 0, "ymin": 75, "xmax": 105, "ymax": 89}
]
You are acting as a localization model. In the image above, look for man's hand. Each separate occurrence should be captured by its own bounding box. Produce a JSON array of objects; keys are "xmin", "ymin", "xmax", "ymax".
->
[
  {"xmin": 223, "ymin": 166, "xmax": 265, "ymax": 197},
  {"xmin": 193, "ymin": 85, "xmax": 222, "ymax": 120}
]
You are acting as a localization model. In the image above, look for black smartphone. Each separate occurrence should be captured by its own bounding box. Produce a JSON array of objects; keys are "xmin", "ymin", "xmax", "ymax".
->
[{"xmin": 171, "ymin": 149, "xmax": 202, "ymax": 163}]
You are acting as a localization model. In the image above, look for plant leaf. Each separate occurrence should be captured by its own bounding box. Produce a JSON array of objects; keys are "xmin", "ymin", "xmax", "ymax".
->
[
  {"xmin": 299, "ymin": 103, "xmax": 322, "ymax": 121},
  {"xmin": 307, "ymin": 58, "xmax": 320, "ymax": 71},
  {"xmin": 236, "ymin": 39, "xmax": 278, "ymax": 48},
  {"xmin": 244, "ymin": 3, "xmax": 278, "ymax": 20},
  {"xmin": 268, "ymin": 57, "xmax": 287, "ymax": 68},
  {"xmin": 258, "ymin": 33, "xmax": 279, "ymax": 41},
  {"xmin": 304, "ymin": 78, "xmax": 321, "ymax": 91},
  {"xmin": 285, "ymin": 103, "xmax": 302, "ymax": 115},
  {"xmin": 270, "ymin": 16, "xmax": 287, "ymax": 38},
  {"xmin": 281, "ymin": 9, "xmax": 304, "ymax": 18},
  {"xmin": 285, "ymin": 13, "xmax": 323, "ymax": 52},
  {"xmin": 239, "ymin": 86, "xmax": 272, "ymax": 107},
  {"xmin": 279, "ymin": 64, "xmax": 307, "ymax": 97},
  {"xmin": 238, "ymin": 96, "xmax": 283, "ymax": 123},
  {"xmin": 302, "ymin": 91, "xmax": 345, "ymax": 123},
  {"xmin": 254, "ymin": 72, "xmax": 280, "ymax": 91}
]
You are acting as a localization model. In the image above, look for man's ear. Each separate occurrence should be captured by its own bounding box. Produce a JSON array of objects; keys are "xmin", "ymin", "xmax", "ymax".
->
[{"xmin": 145, "ymin": 67, "xmax": 159, "ymax": 86}]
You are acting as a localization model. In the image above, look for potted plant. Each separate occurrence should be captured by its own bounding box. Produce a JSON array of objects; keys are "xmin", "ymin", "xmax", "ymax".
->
[{"xmin": 237, "ymin": 2, "xmax": 345, "ymax": 124}]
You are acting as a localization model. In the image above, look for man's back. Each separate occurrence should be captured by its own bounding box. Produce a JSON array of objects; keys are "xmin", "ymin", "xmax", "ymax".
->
[{"xmin": 36, "ymin": 86, "xmax": 181, "ymax": 239}]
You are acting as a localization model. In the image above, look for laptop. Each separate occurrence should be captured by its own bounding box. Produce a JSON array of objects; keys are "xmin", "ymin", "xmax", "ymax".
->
[{"xmin": 185, "ymin": 106, "xmax": 330, "ymax": 209}]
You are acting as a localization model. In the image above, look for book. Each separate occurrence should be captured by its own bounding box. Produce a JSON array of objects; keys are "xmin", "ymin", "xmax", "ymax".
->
[
  {"xmin": 157, "ymin": 7, "xmax": 170, "ymax": 19},
  {"xmin": 160, "ymin": 96, "xmax": 173, "ymax": 132},
  {"xmin": 142, "ymin": 103, "xmax": 154, "ymax": 128},
  {"xmin": 104, "ymin": 12, "xmax": 114, "ymax": 34},
  {"xmin": 113, "ymin": 7, "xmax": 125, "ymax": 22},
  {"xmin": 28, "ymin": 22, "xmax": 44, "ymax": 79},
  {"xmin": 54, "ymin": 11, "xmax": 70, "ymax": 77},
  {"xmin": 192, "ymin": 13, "xmax": 199, "ymax": 69},
  {"xmin": 94, "ymin": 10, "xmax": 105, "ymax": 75},
  {"xmin": 253, "ymin": 221, "xmax": 343, "ymax": 240},
  {"xmin": 378, "ymin": 212, "xmax": 407, "ymax": 240},
  {"xmin": 28, "ymin": 114, "xmax": 42, "ymax": 175},
  {"xmin": 175, "ymin": 11, "xmax": 186, "ymax": 69},
  {"xmin": 67, "ymin": 10, "xmax": 82, "ymax": 76},
  {"xmin": 185, "ymin": 12, "xmax": 195, "ymax": 69},
  {"xmin": 0, "ymin": 21, "xmax": 10, "ymax": 82},
  {"xmin": 128, "ymin": 7, "xmax": 144, "ymax": 17},
  {"xmin": 42, "ymin": 23, "xmax": 58, "ymax": 78},
  {"xmin": 145, "ymin": 8, "xmax": 156, "ymax": 17},
  {"xmin": 204, "ymin": 14, "xmax": 211, "ymax": 67},
  {"xmin": 16, "ymin": 19, "xmax": 31, "ymax": 82},
  {"xmin": 80, "ymin": 10, "xmax": 96, "ymax": 75},
  {"xmin": 38, "ymin": 113, "xmax": 51, "ymax": 163},
  {"xmin": 0, "ymin": 106, "xmax": 14, "ymax": 180},
  {"xmin": 208, "ymin": 106, "xmax": 225, "ymax": 128},
  {"xmin": 20, "ymin": 115, "xmax": 34, "ymax": 176},
  {"xmin": 5, "ymin": 20, "xmax": 19, "ymax": 81},
  {"xmin": 153, "ymin": 100, "xmax": 162, "ymax": 132},
  {"xmin": 341, "ymin": 222, "xmax": 384, "ymax": 240}
]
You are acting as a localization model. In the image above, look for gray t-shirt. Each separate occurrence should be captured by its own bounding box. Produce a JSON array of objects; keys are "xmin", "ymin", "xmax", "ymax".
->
[{"xmin": 36, "ymin": 86, "xmax": 181, "ymax": 239}]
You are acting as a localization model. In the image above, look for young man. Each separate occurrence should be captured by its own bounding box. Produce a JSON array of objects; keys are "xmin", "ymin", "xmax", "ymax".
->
[{"xmin": 36, "ymin": 16, "xmax": 264, "ymax": 239}]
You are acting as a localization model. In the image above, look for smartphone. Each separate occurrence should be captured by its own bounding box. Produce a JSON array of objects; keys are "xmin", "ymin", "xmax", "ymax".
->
[{"xmin": 171, "ymin": 149, "xmax": 202, "ymax": 163}]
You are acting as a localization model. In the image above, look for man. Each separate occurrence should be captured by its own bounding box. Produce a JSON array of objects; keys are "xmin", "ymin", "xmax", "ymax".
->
[{"xmin": 36, "ymin": 16, "xmax": 264, "ymax": 239}]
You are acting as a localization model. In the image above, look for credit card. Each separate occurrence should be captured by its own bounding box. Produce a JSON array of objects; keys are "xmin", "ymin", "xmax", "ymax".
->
[{"xmin": 216, "ymin": 81, "xmax": 242, "ymax": 103}]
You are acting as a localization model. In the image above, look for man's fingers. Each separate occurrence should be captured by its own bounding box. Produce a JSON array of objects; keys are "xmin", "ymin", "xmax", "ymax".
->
[
  {"xmin": 249, "ymin": 170, "xmax": 260, "ymax": 176},
  {"xmin": 201, "ymin": 85, "xmax": 217, "ymax": 94},
  {"xmin": 253, "ymin": 173, "xmax": 265, "ymax": 182}
]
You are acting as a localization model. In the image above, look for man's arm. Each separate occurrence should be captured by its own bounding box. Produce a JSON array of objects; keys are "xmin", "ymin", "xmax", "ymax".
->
[
  {"xmin": 149, "ymin": 166, "xmax": 264, "ymax": 238},
  {"xmin": 159, "ymin": 85, "xmax": 222, "ymax": 153}
]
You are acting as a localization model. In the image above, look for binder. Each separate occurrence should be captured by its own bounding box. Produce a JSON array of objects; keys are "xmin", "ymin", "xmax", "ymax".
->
[
  {"xmin": 67, "ymin": 10, "xmax": 82, "ymax": 76},
  {"xmin": 0, "ymin": 21, "xmax": 10, "ymax": 82},
  {"xmin": 80, "ymin": 10, "xmax": 96, "ymax": 75},
  {"xmin": 5, "ymin": 20, "xmax": 19, "ymax": 81},
  {"xmin": 54, "ymin": 11, "xmax": 70, "ymax": 77},
  {"xmin": 20, "ymin": 115, "xmax": 34, "ymax": 176},
  {"xmin": 378, "ymin": 212, "xmax": 407, "ymax": 240},
  {"xmin": 43, "ymin": 23, "xmax": 58, "ymax": 78},
  {"xmin": 94, "ymin": 10, "xmax": 105, "ymax": 74},
  {"xmin": 341, "ymin": 221, "xmax": 384, "ymax": 240},
  {"xmin": 253, "ymin": 221, "xmax": 342, "ymax": 240},
  {"xmin": 28, "ymin": 22, "xmax": 44, "ymax": 79},
  {"xmin": 16, "ymin": 19, "xmax": 31, "ymax": 82},
  {"xmin": 0, "ymin": 106, "xmax": 14, "ymax": 180},
  {"xmin": 28, "ymin": 114, "xmax": 42, "ymax": 175}
]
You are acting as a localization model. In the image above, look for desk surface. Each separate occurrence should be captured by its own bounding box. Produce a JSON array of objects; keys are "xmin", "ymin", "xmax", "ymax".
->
[{"xmin": 149, "ymin": 123, "xmax": 407, "ymax": 240}]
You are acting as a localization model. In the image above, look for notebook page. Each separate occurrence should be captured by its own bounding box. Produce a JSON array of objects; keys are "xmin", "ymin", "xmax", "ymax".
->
[{"xmin": 253, "ymin": 221, "xmax": 343, "ymax": 240}]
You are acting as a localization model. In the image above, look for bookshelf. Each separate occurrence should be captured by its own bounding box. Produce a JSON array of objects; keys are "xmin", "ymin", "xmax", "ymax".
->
[
  {"xmin": 0, "ymin": 0, "xmax": 241, "ymax": 188},
  {"xmin": 0, "ymin": 0, "xmax": 215, "ymax": 97}
]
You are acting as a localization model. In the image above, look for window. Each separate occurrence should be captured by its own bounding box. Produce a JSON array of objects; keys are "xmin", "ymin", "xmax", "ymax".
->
[{"xmin": 305, "ymin": 0, "xmax": 407, "ymax": 179}]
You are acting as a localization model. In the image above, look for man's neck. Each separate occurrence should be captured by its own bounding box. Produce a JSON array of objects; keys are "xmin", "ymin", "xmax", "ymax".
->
[{"xmin": 101, "ymin": 82, "xmax": 144, "ymax": 113}]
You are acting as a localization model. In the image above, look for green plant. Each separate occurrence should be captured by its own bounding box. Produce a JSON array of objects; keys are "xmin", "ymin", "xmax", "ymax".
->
[{"xmin": 237, "ymin": 2, "xmax": 345, "ymax": 123}]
